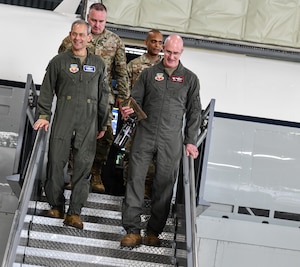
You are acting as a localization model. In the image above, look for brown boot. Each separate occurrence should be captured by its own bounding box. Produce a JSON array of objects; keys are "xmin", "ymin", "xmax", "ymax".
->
[
  {"xmin": 64, "ymin": 181, "xmax": 72, "ymax": 190},
  {"xmin": 46, "ymin": 208, "xmax": 65, "ymax": 219},
  {"xmin": 63, "ymin": 214, "xmax": 83, "ymax": 229},
  {"xmin": 143, "ymin": 233, "xmax": 161, "ymax": 247},
  {"xmin": 120, "ymin": 233, "xmax": 142, "ymax": 247},
  {"xmin": 91, "ymin": 174, "xmax": 105, "ymax": 193}
]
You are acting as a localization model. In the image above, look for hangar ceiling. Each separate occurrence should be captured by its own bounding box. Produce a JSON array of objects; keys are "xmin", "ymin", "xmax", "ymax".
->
[
  {"xmin": 2, "ymin": 0, "xmax": 300, "ymax": 61},
  {"xmin": 100, "ymin": 0, "xmax": 300, "ymax": 61},
  {"xmin": 102, "ymin": 0, "xmax": 300, "ymax": 51}
]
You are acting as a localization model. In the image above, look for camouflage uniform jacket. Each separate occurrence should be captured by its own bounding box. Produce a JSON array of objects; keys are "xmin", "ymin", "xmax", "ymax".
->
[
  {"xmin": 58, "ymin": 29, "xmax": 130, "ymax": 105},
  {"xmin": 127, "ymin": 53, "xmax": 162, "ymax": 90}
]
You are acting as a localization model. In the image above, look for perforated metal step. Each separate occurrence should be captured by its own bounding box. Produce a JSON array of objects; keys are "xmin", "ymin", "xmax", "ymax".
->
[{"xmin": 14, "ymin": 191, "xmax": 187, "ymax": 266}]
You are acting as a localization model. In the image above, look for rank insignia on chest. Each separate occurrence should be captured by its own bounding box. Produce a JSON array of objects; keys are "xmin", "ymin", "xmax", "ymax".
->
[
  {"xmin": 170, "ymin": 76, "xmax": 184, "ymax": 83},
  {"xmin": 83, "ymin": 65, "xmax": 96, "ymax": 72},
  {"xmin": 155, "ymin": 73, "xmax": 164, "ymax": 81},
  {"xmin": 69, "ymin": 64, "xmax": 79, "ymax": 73}
]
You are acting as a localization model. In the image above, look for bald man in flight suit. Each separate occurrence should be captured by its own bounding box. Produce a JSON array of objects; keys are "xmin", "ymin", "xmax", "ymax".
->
[{"xmin": 120, "ymin": 34, "xmax": 202, "ymax": 247}]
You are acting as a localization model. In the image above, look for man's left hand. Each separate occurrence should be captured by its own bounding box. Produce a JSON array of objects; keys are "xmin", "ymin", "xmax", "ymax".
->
[
  {"xmin": 97, "ymin": 130, "xmax": 105, "ymax": 139},
  {"xmin": 186, "ymin": 144, "xmax": 199, "ymax": 159}
]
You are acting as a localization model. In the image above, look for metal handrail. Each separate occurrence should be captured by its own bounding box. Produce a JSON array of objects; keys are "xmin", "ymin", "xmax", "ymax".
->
[
  {"xmin": 197, "ymin": 99, "xmax": 215, "ymax": 206},
  {"xmin": 2, "ymin": 129, "xmax": 47, "ymax": 267},
  {"xmin": 183, "ymin": 154, "xmax": 198, "ymax": 267},
  {"xmin": 182, "ymin": 99, "xmax": 215, "ymax": 267},
  {"xmin": 13, "ymin": 74, "xmax": 38, "ymax": 177}
]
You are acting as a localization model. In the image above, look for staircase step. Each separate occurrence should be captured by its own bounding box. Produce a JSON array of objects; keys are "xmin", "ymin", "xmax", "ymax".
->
[
  {"xmin": 16, "ymin": 245, "xmax": 178, "ymax": 267},
  {"xmin": 15, "ymin": 192, "xmax": 187, "ymax": 266}
]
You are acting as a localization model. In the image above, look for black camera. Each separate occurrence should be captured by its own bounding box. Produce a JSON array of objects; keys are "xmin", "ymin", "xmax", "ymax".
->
[{"xmin": 113, "ymin": 116, "xmax": 137, "ymax": 148}]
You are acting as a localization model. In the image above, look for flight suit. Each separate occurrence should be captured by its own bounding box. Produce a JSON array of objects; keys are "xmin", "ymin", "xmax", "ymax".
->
[
  {"xmin": 37, "ymin": 50, "xmax": 109, "ymax": 215},
  {"xmin": 123, "ymin": 54, "xmax": 163, "ymax": 198},
  {"xmin": 122, "ymin": 60, "xmax": 202, "ymax": 235},
  {"xmin": 59, "ymin": 29, "xmax": 130, "ymax": 191}
]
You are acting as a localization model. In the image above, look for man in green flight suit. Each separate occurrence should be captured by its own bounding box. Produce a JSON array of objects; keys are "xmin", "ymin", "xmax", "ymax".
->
[
  {"xmin": 120, "ymin": 34, "xmax": 202, "ymax": 247},
  {"xmin": 59, "ymin": 3, "xmax": 130, "ymax": 193},
  {"xmin": 33, "ymin": 20, "xmax": 109, "ymax": 229},
  {"xmin": 124, "ymin": 29, "xmax": 163, "ymax": 199}
]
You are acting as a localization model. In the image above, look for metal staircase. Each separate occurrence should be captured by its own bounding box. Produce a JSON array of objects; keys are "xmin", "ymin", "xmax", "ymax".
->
[
  {"xmin": 14, "ymin": 190, "xmax": 187, "ymax": 266},
  {"xmin": 3, "ymin": 74, "xmax": 214, "ymax": 267},
  {"xmin": 2, "ymin": 75, "xmax": 188, "ymax": 266}
]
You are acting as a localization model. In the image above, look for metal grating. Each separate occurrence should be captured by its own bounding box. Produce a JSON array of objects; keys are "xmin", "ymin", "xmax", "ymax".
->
[{"xmin": 14, "ymin": 191, "xmax": 186, "ymax": 266}]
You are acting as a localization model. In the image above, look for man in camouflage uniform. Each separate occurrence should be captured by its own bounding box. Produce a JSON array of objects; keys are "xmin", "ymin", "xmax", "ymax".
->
[
  {"xmin": 59, "ymin": 3, "xmax": 130, "ymax": 193},
  {"xmin": 124, "ymin": 29, "xmax": 163, "ymax": 199}
]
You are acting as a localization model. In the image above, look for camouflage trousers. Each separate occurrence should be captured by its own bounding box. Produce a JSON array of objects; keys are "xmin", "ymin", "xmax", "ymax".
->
[{"xmin": 91, "ymin": 125, "xmax": 114, "ymax": 176}]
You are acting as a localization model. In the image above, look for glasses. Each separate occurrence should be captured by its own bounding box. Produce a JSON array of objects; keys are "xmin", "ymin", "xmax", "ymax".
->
[{"xmin": 164, "ymin": 49, "xmax": 181, "ymax": 56}]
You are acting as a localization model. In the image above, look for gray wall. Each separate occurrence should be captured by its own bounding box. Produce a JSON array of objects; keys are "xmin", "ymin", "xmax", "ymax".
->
[{"xmin": 0, "ymin": 85, "xmax": 24, "ymax": 264}]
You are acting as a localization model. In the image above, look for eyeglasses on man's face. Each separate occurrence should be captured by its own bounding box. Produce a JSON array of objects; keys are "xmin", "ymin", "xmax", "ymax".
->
[{"xmin": 164, "ymin": 49, "xmax": 181, "ymax": 56}]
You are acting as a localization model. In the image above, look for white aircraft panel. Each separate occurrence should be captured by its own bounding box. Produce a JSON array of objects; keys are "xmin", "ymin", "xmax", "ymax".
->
[
  {"xmin": 204, "ymin": 116, "xmax": 300, "ymax": 215},
  {"xmin": 0, "ymin": 4, "xmax": 76, "ymax": 85},
  {"xmin": 181, "ymin": 47, "xmax": 300, "ymax": 122}
]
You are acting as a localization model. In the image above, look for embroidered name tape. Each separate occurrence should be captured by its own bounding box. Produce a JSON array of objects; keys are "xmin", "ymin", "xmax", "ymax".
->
[
  {"xmin": 170, "ymin": 76, "xmax": 184, "ymax": 83},
  {"xmin": 83, "ymin": 65, "xmax": 96, "ymax": 72}
]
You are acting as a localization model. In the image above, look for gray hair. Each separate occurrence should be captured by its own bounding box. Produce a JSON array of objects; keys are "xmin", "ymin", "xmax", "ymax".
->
[{"xmin": 71, "ymin": 19, "xmax": 91, "ymax": 35}]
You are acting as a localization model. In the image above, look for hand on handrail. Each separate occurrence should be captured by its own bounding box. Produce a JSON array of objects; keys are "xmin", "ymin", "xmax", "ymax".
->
[
  {"xmin": 33, "ymin": 119, "xmax": 49, "ymax": 132},
  {"xmin": 185, "ymin": 143, "xmax": 199, "ymax": 159}
]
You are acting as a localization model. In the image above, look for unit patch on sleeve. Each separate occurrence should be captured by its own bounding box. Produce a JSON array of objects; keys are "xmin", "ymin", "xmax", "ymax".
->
[{"xmin": 170, "ymin": 76, "xmax": 184, "ymax": 83}]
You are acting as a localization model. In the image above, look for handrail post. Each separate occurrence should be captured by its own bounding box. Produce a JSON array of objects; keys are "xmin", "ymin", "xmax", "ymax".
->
[
  {"xmin": 181, "ymin": 99, "xmax": 215, "ymax": 267},
  {"xmin": 183, "ymin": 150, "xmax": 198, "ymax": 267}
]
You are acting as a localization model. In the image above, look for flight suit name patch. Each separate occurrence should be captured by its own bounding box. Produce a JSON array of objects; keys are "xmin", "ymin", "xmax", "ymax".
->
[
  {"xmin": 83, "ymin": 65, "xmax": 96, "ymax": 72},
  {"xmin": 69, "ymin": 64, "xmax": 79, "ymax": 73},
  {"xmin": 155, "ymin": 73, "xmax": 164, "ymax": 81},
  {"xmin": 170, "ymin": 76, "xmax": 184, "ymax": 83}
]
